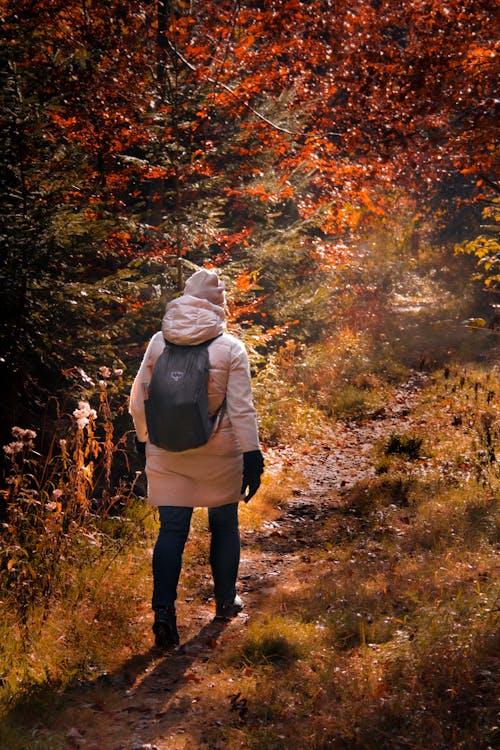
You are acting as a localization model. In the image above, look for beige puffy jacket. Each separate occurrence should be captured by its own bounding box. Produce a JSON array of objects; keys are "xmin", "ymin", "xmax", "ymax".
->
[{"xmin": 129, "ymin": 294, "xmax": 260, "ymax": 506}]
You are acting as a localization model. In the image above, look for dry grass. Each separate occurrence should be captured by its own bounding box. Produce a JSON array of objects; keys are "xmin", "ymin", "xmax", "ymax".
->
[
  {"xmin": 203, "ymin": 363, "xmax": 499, "ymax": 749},
  {"xmin": 0, "ymin": 498, "xmax": 155, "ymax": 750},
  {"xmin": 1, "ymin": 363, "xmax": 498, "ymax": 750}
]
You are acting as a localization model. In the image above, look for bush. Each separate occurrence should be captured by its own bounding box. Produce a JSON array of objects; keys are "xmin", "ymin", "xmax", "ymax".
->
[
  {"xmin": 0, "ymin": 398, "xmax": 139, "ymax": 622},
  {"xmin": 385, "ymin": 432, "xmax": 423, "ymax": 460}
]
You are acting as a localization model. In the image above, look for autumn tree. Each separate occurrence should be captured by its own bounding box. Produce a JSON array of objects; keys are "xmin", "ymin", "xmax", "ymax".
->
[
  {"xmin": 0, "ymin": 0, "xmax": 497, "ymax": 433},
  {"xmin": 456, "ymin": 181, "xmax": 500, "ymax": 323},
  {"xmin": 0, "ymin": 0, "xmax": 160, "ymax": 431}
]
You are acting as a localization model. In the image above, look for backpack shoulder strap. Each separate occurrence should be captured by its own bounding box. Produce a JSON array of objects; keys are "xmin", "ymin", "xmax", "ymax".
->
[{"xmin": 163, "ymin": 334, "xmax": 223, "ymax": 348}]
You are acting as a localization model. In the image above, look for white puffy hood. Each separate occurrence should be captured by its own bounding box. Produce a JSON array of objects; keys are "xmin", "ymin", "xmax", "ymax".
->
[{"xmin": 162, "ymin": 294, "xmax": 226, "ymax": 345}]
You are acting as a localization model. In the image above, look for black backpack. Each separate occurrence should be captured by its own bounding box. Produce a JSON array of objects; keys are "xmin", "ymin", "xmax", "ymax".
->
[{"xmin": 144, "ymin": 337, "xmax": 223, "ymax": 452}]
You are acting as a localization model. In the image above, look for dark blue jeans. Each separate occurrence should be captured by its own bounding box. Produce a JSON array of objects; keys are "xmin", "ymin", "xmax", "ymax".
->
[{"xmin": 152, "ymin": 503, "xmax": 240, "ymax": 609}]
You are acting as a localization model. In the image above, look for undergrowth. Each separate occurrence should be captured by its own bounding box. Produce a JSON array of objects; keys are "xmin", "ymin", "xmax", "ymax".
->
[
  {"xmin": 208, "ymin": 363, "xmax": 499, "ymax": 750},
  {"xmin": 0, "ymin": 392, "xmax": 154, "ymax": 722},
  {"xmin": 0, "ymin": 336, "xmax": 498, "ymax": 749}
]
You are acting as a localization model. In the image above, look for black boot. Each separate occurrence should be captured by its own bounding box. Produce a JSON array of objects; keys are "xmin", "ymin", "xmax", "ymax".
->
[
  {"xmin": 153, "ymin": 605, "xmax": 179, "ymax": 648},
  {"xmin": 215, "ymin": 595, "xmax": 244, "ymax": 621}
]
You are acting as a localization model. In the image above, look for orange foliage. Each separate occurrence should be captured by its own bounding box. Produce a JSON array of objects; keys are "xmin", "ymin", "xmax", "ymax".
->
[{"xmin": 3, "ymin": 0, "xmax": 496, "ymax": 280}]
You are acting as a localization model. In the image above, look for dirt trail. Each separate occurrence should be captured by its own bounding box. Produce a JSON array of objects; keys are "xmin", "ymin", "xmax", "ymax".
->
[{"xmin": 54, "ymin": 373, "xmax": 426, "ymax": 750}]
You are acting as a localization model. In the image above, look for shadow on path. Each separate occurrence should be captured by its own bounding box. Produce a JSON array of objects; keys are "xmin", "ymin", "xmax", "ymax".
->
[{"xmin": 51, "ymin": 618, "xmax": 231, "ymax": 749}]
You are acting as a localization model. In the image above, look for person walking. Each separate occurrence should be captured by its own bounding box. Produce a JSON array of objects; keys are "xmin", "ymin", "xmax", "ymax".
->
[{"xmin": 129, "ymin": 268, "xmax": 264, "ymax": 648}]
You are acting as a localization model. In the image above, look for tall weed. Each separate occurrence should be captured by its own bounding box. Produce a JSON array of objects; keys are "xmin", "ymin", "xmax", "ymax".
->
[
  {"xmin": 0, "ymin": 389, "xmax": 151, "ymax": 710},
  {"xmin": 0, "ymin": 395, "xmax": 138, "ymax": 622}
]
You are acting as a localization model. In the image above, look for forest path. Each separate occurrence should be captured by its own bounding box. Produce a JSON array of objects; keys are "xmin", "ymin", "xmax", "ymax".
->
[{"xmin": 55, "ymin": 373, "xmax": 427, "ymax": 750}]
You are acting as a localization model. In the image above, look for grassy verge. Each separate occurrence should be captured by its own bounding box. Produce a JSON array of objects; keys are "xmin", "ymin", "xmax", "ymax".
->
[
  {"xmin": 0, "ymin": 498, "xmax": 156, "ymax": 746},
  {"xmin": 203, "ymin": 364, "xmax": 499, "ymax": 749}
]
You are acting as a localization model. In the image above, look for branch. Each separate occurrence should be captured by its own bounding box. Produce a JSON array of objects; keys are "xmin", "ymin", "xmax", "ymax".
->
[
  {"xmin": 167, "ymin": 39, "xmax": 296, "ymax": 135},
  {"xmin": 166, "ymin": 39, "xmax": 341, "ymax": 140},
  {"xmin": 480, "ymin": 176, "xmax": 500, "ymax": 193}
]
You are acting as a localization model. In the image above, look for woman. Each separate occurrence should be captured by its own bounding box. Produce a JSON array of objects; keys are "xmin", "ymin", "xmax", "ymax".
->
[{"xmin": 129, "ymin": 268, "xmax": 264, "ymax": 648}]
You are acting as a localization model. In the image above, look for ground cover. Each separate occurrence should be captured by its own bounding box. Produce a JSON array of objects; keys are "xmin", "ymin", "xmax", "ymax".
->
[{"xmin": 2, "ymin": 362, "xmax": 497, "ymax": 750}]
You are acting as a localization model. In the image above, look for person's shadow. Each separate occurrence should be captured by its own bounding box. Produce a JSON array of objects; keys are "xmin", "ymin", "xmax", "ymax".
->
[
  {"xmin": 110, "ymin": 616, "xmax": 229, "ymax": 687},
  {"xmin": 62, "ymin": 617, "xmax": 234, "ymax": 746}
]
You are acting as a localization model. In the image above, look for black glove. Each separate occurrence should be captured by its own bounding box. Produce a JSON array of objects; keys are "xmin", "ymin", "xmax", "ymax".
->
[
  {"xmin": 241, "ymin": 450, "xmax": 264, "ymax": 503},
  {"xmin": 134, "ymin": 435, "xmax": 146, "ymax": 468}
]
